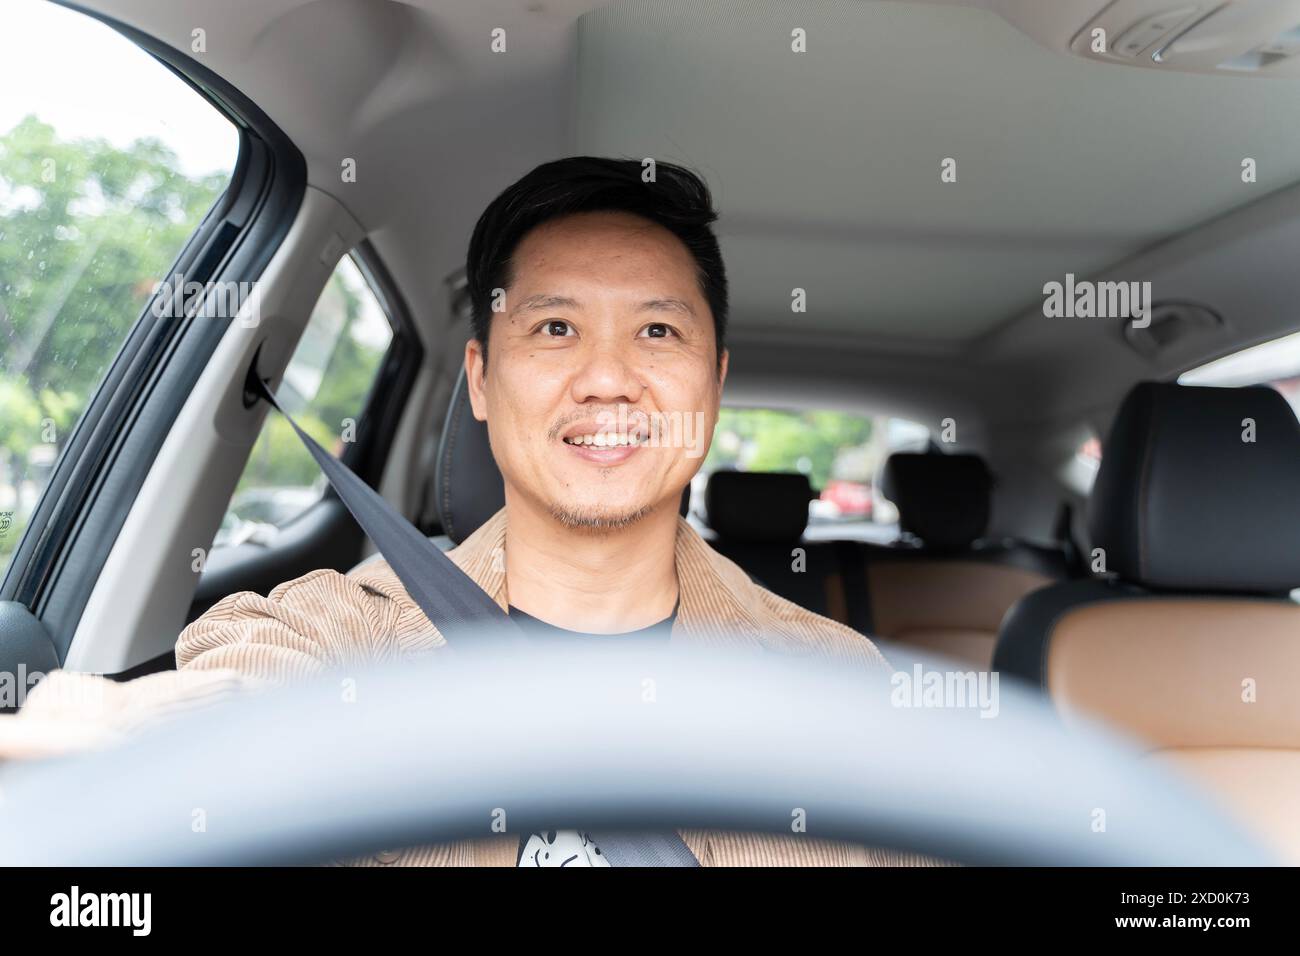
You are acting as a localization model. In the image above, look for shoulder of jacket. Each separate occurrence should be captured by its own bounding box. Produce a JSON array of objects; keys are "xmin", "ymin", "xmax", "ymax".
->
[
  {"xmin": 190, "ymin": 567, "xmax": 388, "ymax": 627},
  {"xmin": 345, "ymin": 545, "xmax": 479, "ymax": 607},
  {"xmin": 752, "ymin": 582, "xmax": 890, "ymax": 668},
  {"xmin": 342, "ymin": 559, "xmax": 413, "ymax": 605}
]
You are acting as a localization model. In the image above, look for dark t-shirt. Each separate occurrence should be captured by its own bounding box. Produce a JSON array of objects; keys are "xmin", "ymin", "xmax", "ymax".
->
[
  {"xmin": 506, "ymin": 603, "xmax": 677, "ymax": 644},
  {"xmin": 506, "ymin": 601, "xmax": 677, "ymax": 865}
]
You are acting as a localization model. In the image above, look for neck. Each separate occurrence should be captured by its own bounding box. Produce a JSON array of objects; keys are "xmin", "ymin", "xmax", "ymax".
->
[{"xmin": 502, "ymin": 494, "xmax": 681, "ymax": 634}]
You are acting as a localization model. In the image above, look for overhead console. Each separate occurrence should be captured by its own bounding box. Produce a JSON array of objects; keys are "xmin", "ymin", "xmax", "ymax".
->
[{"xmin": 1066, "ymin": 0, "xmax": 1300, "ymax": 75}]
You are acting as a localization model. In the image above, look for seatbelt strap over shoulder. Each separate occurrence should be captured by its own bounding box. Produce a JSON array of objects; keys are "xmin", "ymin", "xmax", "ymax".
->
[
  {"xmin": 252, "ymin": 376, "xmax": 517, "ymax": 642},
  {"xmin": 254, "ymin": 376, "xmax": 699, "ymax": 866}
]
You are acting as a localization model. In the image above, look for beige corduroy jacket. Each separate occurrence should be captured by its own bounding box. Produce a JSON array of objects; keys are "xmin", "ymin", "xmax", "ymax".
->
[{"xmin": 1, "ymin": 508, "xmax": 935, "ymax": 866}]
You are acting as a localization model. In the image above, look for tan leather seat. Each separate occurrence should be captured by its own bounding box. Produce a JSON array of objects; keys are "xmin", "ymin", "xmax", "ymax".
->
[
  {"xmin": 863, "ymin": 452, "xmax": 1067, "ymax": 670},
  {"xmin": 867, "ymin": 558, "xmax": 1056, "ymax": 669},
  {"xmin": 994, "ymin": 382, "xmax": 1300, "ymax": 862}
]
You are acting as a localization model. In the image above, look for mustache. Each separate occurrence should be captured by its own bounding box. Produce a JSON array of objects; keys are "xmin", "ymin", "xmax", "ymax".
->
[{"xmin": 546, "ymin": 406, "xmax": 651, "ymax": 441}]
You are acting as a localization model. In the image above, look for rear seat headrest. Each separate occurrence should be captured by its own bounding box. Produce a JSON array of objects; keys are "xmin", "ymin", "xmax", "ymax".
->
[
  {"xmin": 705, "ymin": 470, "xmax": 811, "ymax": 543},
  {"xmin": 1089, "ymin": 381, "xmax": 1300, "ymax": 594},
  {"xmin": 434, "ymin": 367, "xmax": 690, "ymax": 544},
  {"xmin": 879, "ymin": 451, "xmax": 992, "ymax": 551}
]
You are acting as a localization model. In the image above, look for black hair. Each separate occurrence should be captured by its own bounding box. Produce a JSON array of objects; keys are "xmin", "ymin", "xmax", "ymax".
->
[{"xmin": 465, "ymin": 156, "xmax": 727, "ymax": 366}]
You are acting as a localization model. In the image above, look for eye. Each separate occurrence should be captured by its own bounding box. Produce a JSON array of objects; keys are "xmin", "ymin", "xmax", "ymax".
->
[
  {"xmin": 538, "ymin": 319, "xmax": 575, "ymax": 337},
  {"xmin": 638, "ymin": 323, "xmax": 677, "ymax": 339}
]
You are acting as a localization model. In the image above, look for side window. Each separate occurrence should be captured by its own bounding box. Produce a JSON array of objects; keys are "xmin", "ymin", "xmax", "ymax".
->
[
  {"xmin": 214, "ymin": 254, "xmax": 394, "ymax": 549},
  {"xmin": 1059, "ymin": 429, "xmax": 1102, "ymax": 496},
  {"xmin": 0, "ymin": 0, "xmax": 239, "ymax": 578},
  {"xmin": 1179, "ymin": 328, "xmax": 1300, "ymax": 420}
]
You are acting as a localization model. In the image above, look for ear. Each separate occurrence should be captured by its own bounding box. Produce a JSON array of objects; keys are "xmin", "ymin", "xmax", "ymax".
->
[
  {"xmin": 464, "ymin": 338, "xmax": 488, "ymax": 423},
  {"xmin": 717, "ymin": 347, "xmax": 729, "ymax": 390}
]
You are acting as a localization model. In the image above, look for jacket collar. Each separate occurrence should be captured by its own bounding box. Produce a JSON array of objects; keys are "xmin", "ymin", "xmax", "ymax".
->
[{"xmin": 447, "ymin": 507, "xmax": 770, "ymax": 649}]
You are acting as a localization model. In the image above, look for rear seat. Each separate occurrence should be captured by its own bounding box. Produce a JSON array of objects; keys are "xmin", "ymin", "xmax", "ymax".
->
[
  {"xmin": 702, "ymin": 470, "xmax": 849, "ymax": 621},
  {"xmin": 419, "ymin": 370, "xmax": 1061, "ymax": 670},
  {"xmin": 701, "ymin": 457, "xmax": 1070, "ymax": 670},
  {"xmin": 858, "ymin": 452, "xmax": 1068, "ymax": 669}
]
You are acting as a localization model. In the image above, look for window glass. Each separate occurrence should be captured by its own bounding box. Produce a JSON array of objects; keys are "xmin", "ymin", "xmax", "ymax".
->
[
  {"xmin": 0, "ymin": 0, "xmax": 240, "ymax": 577},
  {"xmin": 1178, "ymin": 329, "xmax": 1300, "ymax": 419},
  {"xmin": 214, "ymin": 255, "xmax": 394, "ymax": 548},
  {"xmin": 694, "ymin": 407, "xmax": 930, "ymax": 540},
  {"xmin": 1058, "ymin": 429, "xmax": 1102, "ymax": 496}
]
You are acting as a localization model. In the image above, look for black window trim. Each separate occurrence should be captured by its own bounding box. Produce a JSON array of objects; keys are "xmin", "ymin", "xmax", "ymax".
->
[
  {"xmin": 0, "ymin": 2, "xmax": 308, "ymax": 662},
  {"xmin": 339, "ymin": 240, "xmax": 424, "ymax": 488}
]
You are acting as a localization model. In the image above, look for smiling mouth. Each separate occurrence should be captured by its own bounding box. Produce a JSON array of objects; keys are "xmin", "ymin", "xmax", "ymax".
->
[
  {"xmin": 560, "ymin": 431, "xmax": 648, "ymax": 464},
  {"xmin": 562, "ymin": 432, "xmax": 648, "ymax": 448}
]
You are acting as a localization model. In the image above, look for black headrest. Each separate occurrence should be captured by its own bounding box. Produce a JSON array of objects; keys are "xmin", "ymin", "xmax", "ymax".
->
[
  {"xmin": 434, "ymin": 370, "xmax": 505, "ymax": 545},
  {"xmin": 433, "ymin": 368, "xmax": 690, "ymax": 545},
  {"xmin": 1089, "ymin": 381, "xmax": 1300, "ymax": 594},
  {"xmin": 879, "ymin": 452, "xmax": 992, "ymax": 551},
  {"xmin": 705, "ymin": 470, "xmax": 811, "ymax": 543}
]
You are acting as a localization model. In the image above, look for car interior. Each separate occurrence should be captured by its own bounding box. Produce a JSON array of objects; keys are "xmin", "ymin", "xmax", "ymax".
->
[{"xmin": 3, "ymin": 0, "xmax": 1300, "ymax": 868}]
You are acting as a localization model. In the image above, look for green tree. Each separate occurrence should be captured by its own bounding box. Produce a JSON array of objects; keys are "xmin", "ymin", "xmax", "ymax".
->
[
  {"xmin": 1, "ymin": 116, "xmax": 228, "ymax": 400},
  {"xmin": 308, "ymin": 270, "xmax": 388, "ymax": 434},
  {"xmin": 705, "ymin": 408, "xmax": 873, "ymax": 490},
  {"xmin": 0, "ymin": 116, "xmax": 230, "ymax": 564}
]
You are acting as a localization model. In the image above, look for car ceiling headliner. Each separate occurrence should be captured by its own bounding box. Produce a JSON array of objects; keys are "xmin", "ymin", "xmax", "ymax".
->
[{"xmin": 69, "ymin": 0, "xmax": 1300, "ymax": 424}]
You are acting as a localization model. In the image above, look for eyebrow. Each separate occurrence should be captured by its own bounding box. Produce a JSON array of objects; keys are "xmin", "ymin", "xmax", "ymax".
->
[
  {"xmin": 511, "ymin": 294, "xmax": 581, "ymax": 316},
  {"xmin": 510, "ymin": 294, "xmax": 696, "ymax": 317},
  {"xmin": 638, "ymin": 297, "xmax": 696, "ymax": 316}
]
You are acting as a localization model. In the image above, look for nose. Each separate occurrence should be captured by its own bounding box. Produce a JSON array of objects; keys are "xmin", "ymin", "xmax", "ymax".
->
[{"xmin": 568, "ymin": 338, "xmax": 645, "ymax": 407}]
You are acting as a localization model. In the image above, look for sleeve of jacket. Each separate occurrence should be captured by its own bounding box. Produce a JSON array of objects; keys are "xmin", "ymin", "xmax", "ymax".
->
[
  {"xmin": 176, "ymin": 566, "xmax": 418, "ymax": 683},
  {"xmin": 0, "ymin": 567, "xmax": 414, "ymax": 763},
  {"xmin": 0, "ymin": 667, "xmax": 249, "ymax": 760}
]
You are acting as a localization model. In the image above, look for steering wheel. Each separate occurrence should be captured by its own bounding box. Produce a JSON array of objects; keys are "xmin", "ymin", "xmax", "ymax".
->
[{"xmin": 0, "ymin": 639, "xmax": 1273, "ymax": 866}]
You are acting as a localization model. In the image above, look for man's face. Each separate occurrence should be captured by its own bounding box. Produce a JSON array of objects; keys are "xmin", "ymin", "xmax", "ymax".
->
[{"xmin": 465, "ymin": 210, "xmax": 727, "ymax": 530}]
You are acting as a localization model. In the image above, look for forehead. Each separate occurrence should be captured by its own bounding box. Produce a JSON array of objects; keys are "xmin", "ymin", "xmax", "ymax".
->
[{"xmin": 509, "ymin": 211, "xmax": 701, "ymax": 292}]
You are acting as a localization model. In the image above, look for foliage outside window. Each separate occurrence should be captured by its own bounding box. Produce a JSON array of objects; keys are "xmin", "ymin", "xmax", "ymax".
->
[
  {"xmin": 698, "ymin": 407, "xmax": 928, "ymax": 525},
  {"xmin": 0, "ymin": 0, "xmax": 239, "ymax": 576}
]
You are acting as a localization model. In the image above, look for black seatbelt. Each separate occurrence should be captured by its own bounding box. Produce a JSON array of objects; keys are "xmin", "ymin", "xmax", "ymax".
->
[
  {"xmin": 1053, "ymin": 501, "xmax": 1086, "ymax": 578},
  {"xmin": 833, "ymin": 540, "xmax": 873, "ymax": 636},
  {"xmin": 253, "ymin": 376, "xmax": 517, "ymax": 642},
  {"xmin": 254, "ymin": 375, "xmax": 698, "ymax": 866},
  {"xmin": 587, "ymin": 831, "xmax": 700, "ymax": 867}
]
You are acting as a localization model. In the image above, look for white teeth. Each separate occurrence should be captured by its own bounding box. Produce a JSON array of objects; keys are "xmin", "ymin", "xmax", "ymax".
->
[{"xmin": 564, "ymin": 433, "xmax": 643, "ymax": 446}]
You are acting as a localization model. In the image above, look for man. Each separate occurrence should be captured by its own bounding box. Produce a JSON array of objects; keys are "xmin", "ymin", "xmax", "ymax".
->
[{"xmin": 5, "ymin": 158, "xmax": 921, "ymax": 866}]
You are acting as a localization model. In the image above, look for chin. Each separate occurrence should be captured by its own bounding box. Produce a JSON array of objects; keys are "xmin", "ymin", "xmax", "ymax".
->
[{"xmin": 547, "ymin": 500, "xmax": 655, "ymax": 532}]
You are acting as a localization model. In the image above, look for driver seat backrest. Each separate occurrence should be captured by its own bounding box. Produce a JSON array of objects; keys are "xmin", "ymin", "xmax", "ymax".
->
[{"xmin": 994, "ymin": 381, "xmax": 1300, "ymax": 862}]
